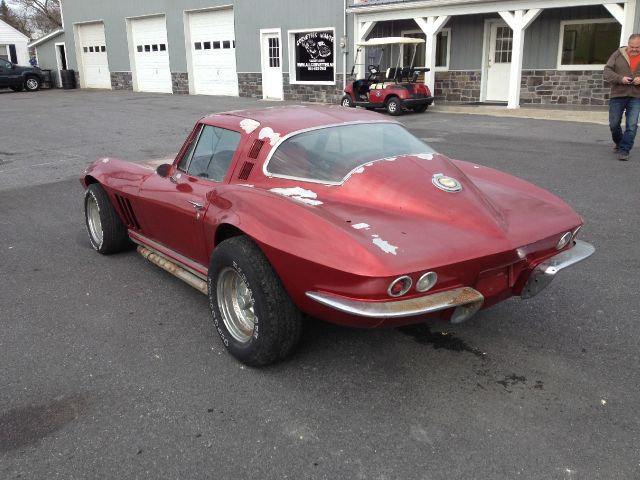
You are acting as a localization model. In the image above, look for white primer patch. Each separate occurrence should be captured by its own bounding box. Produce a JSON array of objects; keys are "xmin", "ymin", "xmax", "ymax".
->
[
  {"xmin": 353, "ymin": 166, "xmax": 365, "ymax": 174},
  {"xmin": 384, "ymin": 156, "xmax": 397, "ymax": 162},
  {"xmin": 238, "ymin": 184, "xmax": 255, "ymax": 188},
  {"xmin": 416, "ymin": 153, "xmax": 434, "ymax": 160},
  {"xmin": 473, "ymin": 165, "xmax": 480, "ymax": 169},
  {"xmin": 270, "ymin": 186, "xmax": 323, "ymax": 206},
  {"xmin": 371, "ymin": 234, "xmax": 398, "ymax": 255},
  {"xmin": 239, "ymin": 119, "xmax": 260, "ymax": 134},
  {"xmin": 258, "ymin": 127, "xmax": 281, "ymax": 146},
  {"xmin": 352, "ymin": 223, "xmax": 370, "ymax": 230},
  {"xmin": 101, "ymin": 158, "xmax": 110, "ymax": 163}
]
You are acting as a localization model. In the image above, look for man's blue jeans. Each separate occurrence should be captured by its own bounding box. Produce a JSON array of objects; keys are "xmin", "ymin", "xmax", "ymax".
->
[{"xmin": 609, "ymin": 96, "xmax": 640, "ymax": 154}]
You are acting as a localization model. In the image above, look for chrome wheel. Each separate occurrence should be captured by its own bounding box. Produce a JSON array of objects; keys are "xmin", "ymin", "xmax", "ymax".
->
[
  {"xmin": 217, "ymin": 267, "xmax": 256, "ymax": 343},
  {"xmin": 25, "ymin": 78, "xmax": 39, "ymax": 90},
  {"xmin": 86, "ymin": 194, "xmax": 103, "ymax": 247}
]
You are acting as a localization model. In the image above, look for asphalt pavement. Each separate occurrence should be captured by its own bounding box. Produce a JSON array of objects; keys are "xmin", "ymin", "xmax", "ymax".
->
[{"xmin": 0, "ymin": 88, "xmax": 638, "ymax": 480}]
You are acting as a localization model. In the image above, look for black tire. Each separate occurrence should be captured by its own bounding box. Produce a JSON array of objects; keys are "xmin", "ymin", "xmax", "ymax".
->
[
  {"xmin": 10, "ymin": 85, "xmax": 23, "ymax": 92},
  {"xmin": 386, "ymin": 97, "xmax": 403, "ymax": 116},
  {"xmin": 24, "ymin": 76, "xmax": 41, "ymax": 92},
  {"xmin": 413, "ymin": 105, "xmax": 428, "ymax": 113},
  {"xmin": 208, "ymin": 236, "xmax": 302, "ymax": 366},
  {"xmin": 340, "ymin": 95, "xmax": 355, "ymax": 108},
  {"xmin": 84, "ymin": 184, "xmax": 131, "ymax": 254}
]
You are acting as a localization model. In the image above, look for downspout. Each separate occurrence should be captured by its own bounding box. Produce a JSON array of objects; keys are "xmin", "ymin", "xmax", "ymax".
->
[{"xmin": 343, "ymin": 0, "xmax": 348, "ymax": 89}]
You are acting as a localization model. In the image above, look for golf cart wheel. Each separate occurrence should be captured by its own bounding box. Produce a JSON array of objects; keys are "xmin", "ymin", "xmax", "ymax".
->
[
  {"xmin": 341, "ymin": 95, "xmax": 355, "ymax": 108},
  {"xmin": 413, "ymin": 105, "xmax": 428, "ymax": 113},
  {"xmin": 386, "ymin": 97, "xmax": 403, "ymax": 116}
]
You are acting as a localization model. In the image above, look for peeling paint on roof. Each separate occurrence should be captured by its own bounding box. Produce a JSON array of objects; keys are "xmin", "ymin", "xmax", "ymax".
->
[
  {"xmin": 473, "ymin": 165, "xmax": 480, "ymax": 169},
  {"xmin": 259, "ymin": 127, "xmax": 282, "ymax": 146},
  {"xmin": 371, "ymin": 234, "xmax": 398, "ymax": 255},
  {"xmin": 384, "ymin": 156, "xmax": 397, "ymax": 162},
  {"xmin": 352, "ymin": 223, "xmax": 370, "ymax": 230},
  {"xmin": 416, "ymin": 153, "xmax": 434, "ymax": 160},
  {"xmin": 353, "ymin": 166, "xmax": 365, "ymax": 174},
  {"xmin": 238, "ymin": 184, "xmax": 255, "ymax": 188},
  {"xmin": 240, "ymin": 119, "xmax": 260, "ymax": 134},
  {"xmin": 270, "ymin": 186, "xmax": 323, "ymax": 206},
  {"xmin": 102, "ymin": 158, "xmax": 110, "ymax": 163}
]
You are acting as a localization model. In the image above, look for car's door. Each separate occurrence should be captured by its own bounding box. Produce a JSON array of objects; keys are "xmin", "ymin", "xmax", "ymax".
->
[
  {"xmin": 137, "ymin": 123, "xmax": 242, "ymax": 266},
  {"xmin": 0, "ymin": 59, "xmax": 13, "ymax": 87}
]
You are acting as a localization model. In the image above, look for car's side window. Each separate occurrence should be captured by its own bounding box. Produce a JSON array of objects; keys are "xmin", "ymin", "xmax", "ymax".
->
[
  {"xmin": 176, "ymin": 124, "xmax": 202, "ymax": 172},
  {"xmin": 186, "ymin": 125, "xmax": 241, "ymax": 182}
]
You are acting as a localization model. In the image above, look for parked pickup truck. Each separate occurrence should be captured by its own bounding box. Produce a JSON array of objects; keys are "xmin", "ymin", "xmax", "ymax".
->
[{"xmin": 0, "ymin": 57, "xmax": 45, "ymax": 92}]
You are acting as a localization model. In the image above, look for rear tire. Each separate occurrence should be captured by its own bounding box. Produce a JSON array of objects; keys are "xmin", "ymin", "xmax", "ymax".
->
[
  {"xmin": 208, "ymin": 236, "xmax": 302, "ymax": 366},
  {"xmin": 24, "ymin": 76, "xmax": 41, "ymax": 92},
  {"xmin": 84, "ymin": 184, "xmax": 131, "ymax": 254},
  {"xmin": 10, "ymin": 85, "xmax": 23, "ymax": 92},
  {"xmin": 386, "ymin": 97, "xmax": 403, "ymax": 116},
  {"xmin": 341, "ymin": 95, "xmax": 355, "ymax": 108}
]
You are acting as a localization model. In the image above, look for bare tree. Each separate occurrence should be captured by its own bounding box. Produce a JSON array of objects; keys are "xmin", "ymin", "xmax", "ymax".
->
[
  {"xmin": 1, "ymin": 0, "xmax": 31, "ymax": 36},
  {"xmin": 7, "ymin": 0, "xmax": 61, "ymax": 37}
]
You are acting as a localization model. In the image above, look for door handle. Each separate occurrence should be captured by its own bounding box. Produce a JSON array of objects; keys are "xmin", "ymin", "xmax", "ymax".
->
[{"xmin": 188, "ymin": 200, "xmax": 204, "ymax": 210}]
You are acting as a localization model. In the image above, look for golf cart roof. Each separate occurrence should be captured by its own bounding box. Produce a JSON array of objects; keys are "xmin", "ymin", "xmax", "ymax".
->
[{"xmin": 357, "ymin": 37, "xmax": 425, "ymax": 46}]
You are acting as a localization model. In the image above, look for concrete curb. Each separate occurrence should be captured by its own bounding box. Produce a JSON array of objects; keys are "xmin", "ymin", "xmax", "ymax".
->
[{"xmin": 430, "ymin": 104, "xmax": 609, "ymax": 125}]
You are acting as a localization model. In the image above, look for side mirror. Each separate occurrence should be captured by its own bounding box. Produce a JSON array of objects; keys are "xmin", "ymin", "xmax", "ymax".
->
[{"xmin": 156, "ymin": 163, "xmax": 172, "ymax": 178}]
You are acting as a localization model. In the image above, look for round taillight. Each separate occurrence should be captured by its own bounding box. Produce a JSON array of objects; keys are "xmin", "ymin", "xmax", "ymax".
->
[
  {"xmin": 556, "ymin": 231, "xmax": 572, "ymax": 250},
  {"xmin": 572, "ymin": 226, "xmax": 582, "ymax": 240},
  {"xmin": 388, "ymin": 276, "xmax": 412, "ymax": 297},
  {"xmin": 416, "ymin": 271, "xmax": 437, "ymax": 292}
]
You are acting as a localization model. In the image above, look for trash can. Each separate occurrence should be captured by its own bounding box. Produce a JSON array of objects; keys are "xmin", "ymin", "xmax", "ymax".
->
[
  {"xmin": 40, "ymin": 69, "xmax": 52, "ymax": 88},
  {"xmin": 60, "ymin": 69, "xmax": 76, "ymax": 89}
]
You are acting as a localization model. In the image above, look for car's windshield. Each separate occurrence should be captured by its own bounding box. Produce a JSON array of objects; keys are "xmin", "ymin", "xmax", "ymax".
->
[{"xmin": 266, "ymin": 122, "xmax": 435, "ymax": 184}]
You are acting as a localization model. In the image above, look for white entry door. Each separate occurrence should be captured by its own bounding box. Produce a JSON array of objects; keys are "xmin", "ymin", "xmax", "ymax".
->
[
  {"xmin": 187, "ymin": 9, "xmax": 238, "ymax": 96},
  {"xmin": 130, "ymin": 16, "xmax": 172, "ymax": 93},
  {"xmin": 260, "ymin": 31, "xmax": 283, "ymax": 100},
  {"xmin": 485, "ymin": 23, "xmax": 512, "ymax": 102},
  {"xmin": 78, "ymin": 23, "xmax": 111, "ymax": 89}
]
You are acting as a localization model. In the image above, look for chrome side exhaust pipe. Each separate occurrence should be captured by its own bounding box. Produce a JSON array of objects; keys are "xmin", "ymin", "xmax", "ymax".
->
[{"xmin": 137, "ymin": 246, "xmax": 208, "ymax": 295}]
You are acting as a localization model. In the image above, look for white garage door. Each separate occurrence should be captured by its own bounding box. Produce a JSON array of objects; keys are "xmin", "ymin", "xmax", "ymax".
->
[
  {"xmin": 130, "ymin": 16, "xmax": 172, "ymax": 93},
  {"xmin": 78, "ymin": 23, "xmax": 111, "ymax": 89},
  {"xmin": 188, "ymin": 9, "xmax": 238, "ymax": 96}
]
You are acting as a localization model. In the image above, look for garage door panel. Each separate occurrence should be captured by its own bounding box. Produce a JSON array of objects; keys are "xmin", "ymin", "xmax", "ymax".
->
[
  {"xmin": 188, "ymin": 9, "xmax": 238, "ymax": 96},
  {"xmin": 131, "ymin": 16, "xmax": 172, "ymax": 94},
  {"xmin": 78, "ymin": 23, "xmax": 111, "ymax": 89}
]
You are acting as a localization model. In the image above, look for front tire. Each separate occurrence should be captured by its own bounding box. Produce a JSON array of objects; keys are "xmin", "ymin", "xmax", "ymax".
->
[
  {"xmin": 208, "ymin": 236, "xmax": 302, "ymax": 366},
  {"xmin": 386, "ymin": 97, "xmax": 403, "ymax": 116},
  {"xmin": 84, "ymin": 184, "xmax": 131, "ymax": 254},
  {"xmin": 341, "ymin": 95, "xmax": 355, "ymax": 108},
  {"xmin": 24, "ymin": 76, "xmax": 41, "ymax": 92}
]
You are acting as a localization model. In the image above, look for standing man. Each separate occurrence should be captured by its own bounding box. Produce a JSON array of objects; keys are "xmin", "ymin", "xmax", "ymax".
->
[{"xmin": 604, "ymin": 34, "xmax": 640, "ymax": 161}]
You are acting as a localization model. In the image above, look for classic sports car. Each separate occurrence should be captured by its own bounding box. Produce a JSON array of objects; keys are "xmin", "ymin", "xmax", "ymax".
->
[{"xmin": 81, "ymin": 105, "xmax": 594, "ymax": 366}]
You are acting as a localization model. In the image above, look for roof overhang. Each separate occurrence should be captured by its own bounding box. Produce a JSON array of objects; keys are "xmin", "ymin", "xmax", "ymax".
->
[
  {"xmin": 357, "ymin": 36, "xmax": 425, "ymax": 46},
  {"xmin": 28, "ymin": 29, "xmax": 64, "ymax": 48}
]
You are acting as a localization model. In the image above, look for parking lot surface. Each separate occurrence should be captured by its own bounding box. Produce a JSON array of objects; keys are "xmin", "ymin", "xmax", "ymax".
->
[{"xmin": 1, "ymin": 89, "xmax": 639, "ymax": 479}]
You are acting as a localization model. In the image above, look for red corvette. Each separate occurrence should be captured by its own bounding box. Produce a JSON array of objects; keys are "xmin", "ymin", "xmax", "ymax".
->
[{"xmin": 81, "ymin": 105, "xmax": 594, "ymax": 366}]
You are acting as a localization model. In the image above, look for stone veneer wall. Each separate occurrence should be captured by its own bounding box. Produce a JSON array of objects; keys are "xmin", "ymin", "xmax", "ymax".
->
[
  {"xmin": 520, "ymin": 70, "xmax": 609, "ymax": 105},
  {"xmin": 171, "ymin": 72, "xmax": 189, "ymax": 94},
  {"xmin": 111, "ymin": 71, "xmax": 132, "ymax": 90},
  {"xmin": 239, "ymin": 72, "xmax": 344, "ymax": 103},
  {"xmin": 434, "ymin": 71, "xmax": 481, "ymax": 103}
]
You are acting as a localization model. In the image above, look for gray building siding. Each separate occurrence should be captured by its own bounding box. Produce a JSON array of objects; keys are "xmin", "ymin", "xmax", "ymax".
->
[{"xmin": 61, "ymin": 0, "xmax": 350, "ymax": 75}]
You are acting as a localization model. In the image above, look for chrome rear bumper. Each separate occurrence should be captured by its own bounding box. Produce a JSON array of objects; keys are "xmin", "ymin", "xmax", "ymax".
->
[
  {"xmin": 521, "ymin": 240, "xmax": 595, "ymax": 299},
  {"xmin": 306, "ymin": 286, "xmax": 484, "ymax": 323}
]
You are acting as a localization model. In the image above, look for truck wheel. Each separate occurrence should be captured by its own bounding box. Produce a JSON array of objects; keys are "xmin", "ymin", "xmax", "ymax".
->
[
  {"xmin": 208, "ymin": 236, "xmax": 302, "ymax": 366},
  {"xmin": 413, "ymin": 105, "xmax": 428, "ymax": 113},
  {"xmin": 341, "ymin": 95, "xmax": 355, "ymax": 108},
  {"xmin": 84, "ymin": 184, "xmax": 131, "ymax": 254},
  {"xmin": 24, "ymin": 76, "xmax": 41, "ymax": 92},
  {"xmin": 386, "ymin": 97, "xmax": 403, "ymax": 116}
]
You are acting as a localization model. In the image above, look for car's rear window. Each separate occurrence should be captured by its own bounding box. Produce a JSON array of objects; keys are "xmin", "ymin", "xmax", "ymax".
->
[{"xmin": 265, "ymin": 122, "xmax": 435, "ymax": 184}]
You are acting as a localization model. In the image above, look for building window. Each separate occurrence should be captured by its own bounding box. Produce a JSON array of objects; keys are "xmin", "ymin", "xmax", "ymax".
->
[
  {"xmin": 558, "ymin": 19, "xmax": 621, "ymax": 69},
  {"xmin": 0, "ymin": 45, "xmax": 8, "ymax": 61},
  {"xmin": 288, "ymin": 28, "xmax": 335, "ymax": 84},
  {"xmin": 402, "ymin": 29, "xmax": 451, "ymax": 71}
]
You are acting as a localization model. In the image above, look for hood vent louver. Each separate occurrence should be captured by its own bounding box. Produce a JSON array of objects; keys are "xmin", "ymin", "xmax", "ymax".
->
[
  {"xmin": 115, "ymin": 194, "xmax": 141, "ymax": 230},
  {"xmin": 238, "ymin": 161, "xmax": 255, "ymax": 180},
  {"xmin": 247, "ymin": 139, "xmax": 265, "ymax": 159}
]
